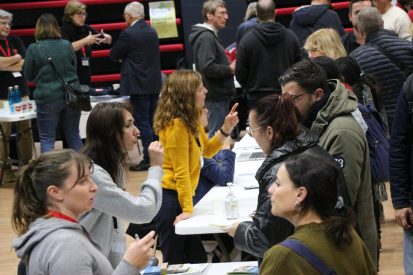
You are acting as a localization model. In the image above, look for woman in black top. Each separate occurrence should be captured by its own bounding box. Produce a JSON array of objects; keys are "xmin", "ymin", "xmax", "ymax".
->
[{"xmin": 61, "ymin": 0, "xmax": 112, "ymax": 85}]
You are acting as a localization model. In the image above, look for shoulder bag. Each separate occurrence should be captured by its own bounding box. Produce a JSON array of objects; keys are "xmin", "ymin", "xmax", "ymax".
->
[{"xmin": 46, "ymin": 57, "xmax": 92, "ymax": 111}]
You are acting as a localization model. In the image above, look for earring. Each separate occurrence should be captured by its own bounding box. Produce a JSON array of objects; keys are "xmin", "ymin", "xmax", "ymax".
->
[{"xmin": 294, "ymin": 200, "xmax": 302, "ymax": 212}]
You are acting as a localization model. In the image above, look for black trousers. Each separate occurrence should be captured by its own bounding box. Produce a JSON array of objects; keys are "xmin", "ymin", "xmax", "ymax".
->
[{"xmin": 155, "ymin": 188, "xmax": 207, "ymax": 264}]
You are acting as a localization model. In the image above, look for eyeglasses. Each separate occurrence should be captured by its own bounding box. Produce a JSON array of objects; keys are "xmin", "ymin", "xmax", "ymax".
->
[
  {"xmin": 290, "ymin": 91, "xmax": 313, "ymax": 103},
  {"xmin": 75, "ymin": 12, "xmax": 88, "ymax": 17},
  {"xmin": 246, "ymin": 126, "xmax": 263, "ymax": 137},
  {"xmin": 0, "ymin": 21, "xmax": 12, "ymax": 27}
]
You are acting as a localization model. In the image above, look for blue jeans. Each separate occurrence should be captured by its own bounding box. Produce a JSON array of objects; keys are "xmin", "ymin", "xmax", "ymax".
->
[
  {"xmin": 404, "ymin": 229, "xmax": 413, "ymax": 275},
  {"xmin": 130, "ymin": 94, "xmax": 158, "ymax": 163},
  {"xmin": 36, "ymin": 99, "xmax": 82, "ymax": 153},
  {"xmin": 205, "ymin": 99, "xmax": 230, "ymax": 139}
]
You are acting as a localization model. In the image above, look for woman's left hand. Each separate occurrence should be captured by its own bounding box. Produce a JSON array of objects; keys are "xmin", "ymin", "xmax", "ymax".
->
[
  {"xmin": 173, "ymin": 212, "xmax": 192, "ymax": 225},
  {"xmin": 224, "ymin": 221, "xmax": 240, "ymax": 237},
  {"xmin": 222, "ymin": 103, "xmax": 239, "ymax": 134}
]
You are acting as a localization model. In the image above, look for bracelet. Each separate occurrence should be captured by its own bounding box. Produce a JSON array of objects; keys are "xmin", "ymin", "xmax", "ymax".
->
[{"xmin": 219, "ymin": 128, "xmax": 230, "ymax": 137}]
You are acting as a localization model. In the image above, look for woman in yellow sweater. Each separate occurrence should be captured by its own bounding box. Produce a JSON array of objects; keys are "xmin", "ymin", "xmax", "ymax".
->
[{"xmin": 153, "ymin": 70, "xmax": 238, "ymax": 264}]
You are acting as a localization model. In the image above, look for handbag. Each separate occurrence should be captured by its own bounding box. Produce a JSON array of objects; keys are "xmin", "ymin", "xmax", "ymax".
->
[{"xmin": 46, "ymin": 57, "xmax": 92, "ymax": 111}]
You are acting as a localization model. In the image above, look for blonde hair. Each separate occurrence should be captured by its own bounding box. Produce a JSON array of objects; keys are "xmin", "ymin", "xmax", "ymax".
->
[
  {"xmin": 63, "ymin": 0, "xmax": 86, "ymax": 23},
  {"xmin": 304, "ymin": 28, "xmax": 347, "ymax": 60},
  {"xmin": 154, "ymin": 70, "xmax": 202, "ymax": 136}
]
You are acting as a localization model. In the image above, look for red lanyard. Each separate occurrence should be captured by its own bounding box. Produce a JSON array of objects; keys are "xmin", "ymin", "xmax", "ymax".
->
[
  {"xmin": 48, "ymin": 210, "xmax": 78, "ymax": 223},
  {"xmin": 0, "ymin": 39, "xmax": 11, "ymax": 57},
  {"xmin": 81, "ymin": 46, "xmax": 86, "ymax": 57}
]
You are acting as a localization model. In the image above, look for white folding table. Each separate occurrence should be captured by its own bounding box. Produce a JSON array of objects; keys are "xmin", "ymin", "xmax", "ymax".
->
[{"xmin": 174, "ymin": 135, "xmax": 264, "ymax": 261}]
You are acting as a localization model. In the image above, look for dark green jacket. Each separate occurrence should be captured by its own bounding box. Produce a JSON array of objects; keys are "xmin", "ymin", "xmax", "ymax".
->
[
  {"xmin": 261, "ymin": 223, "xmax": 377, "ymax": 275},
  {"xmin": 311, "ymin": 80, "xmax": 377, "ymax": 266},
  {"xmin": 24, "ymin": 39, "xmax": 79, "ymax": 104}
]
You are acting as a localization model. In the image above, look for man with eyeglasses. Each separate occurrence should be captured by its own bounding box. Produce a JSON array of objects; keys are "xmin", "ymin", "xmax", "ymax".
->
[
  {"xmin": 189, "ymin": 0, "xmax": 236, "ymax": 139},
  {"xmin": 280, "ymin": 59, "xmax": 378, "ymax": 267},
  {"xmin": 0, "ymin": 9, "xmax": 33, "ymax": 182}
]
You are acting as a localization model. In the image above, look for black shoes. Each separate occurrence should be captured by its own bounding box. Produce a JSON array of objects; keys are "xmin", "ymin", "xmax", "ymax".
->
[{"xmin": 129, "ymin": 161, "xmax": 150, "ymax": 172}]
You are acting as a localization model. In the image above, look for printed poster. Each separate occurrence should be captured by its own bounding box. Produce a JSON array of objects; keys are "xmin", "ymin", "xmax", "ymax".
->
[{"xmin": 149, "ymin": 1, "xmax": 178, "ymax": 39}]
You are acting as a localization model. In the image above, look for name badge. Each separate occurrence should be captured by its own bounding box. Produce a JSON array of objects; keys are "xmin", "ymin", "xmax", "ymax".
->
[
  {"xmin": 81, "ymin": 57, "xmax": 90, "ymax": 67},
  {"xmin": 12, "ymin": 72, "xmax": 22, "ymax": 78}
]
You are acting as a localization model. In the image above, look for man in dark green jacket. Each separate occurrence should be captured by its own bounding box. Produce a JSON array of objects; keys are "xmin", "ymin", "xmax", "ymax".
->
[{"xmin": 280, "ymin": 59, "xmax": 378, "ymax": 267}]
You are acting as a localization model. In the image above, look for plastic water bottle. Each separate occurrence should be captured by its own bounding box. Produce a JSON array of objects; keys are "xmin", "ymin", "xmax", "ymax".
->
[
  {"xmin": 14, "ymin": 85, "xmax": 22, "ymax": 103},
  {"xmin": 8, "ymin": 86, "xmax": 14, "ymax": 113},
  {"xmin": 225, "ymin": 183, "xmax": 239, "ymax": 220}
]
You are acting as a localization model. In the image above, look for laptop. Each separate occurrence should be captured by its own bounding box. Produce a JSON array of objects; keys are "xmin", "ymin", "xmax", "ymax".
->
[{"xmin": 236, "ymin": 150, "xmax": 265, "ymax": 162}]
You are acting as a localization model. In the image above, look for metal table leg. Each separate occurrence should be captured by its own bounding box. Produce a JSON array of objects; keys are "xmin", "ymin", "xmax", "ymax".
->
[
  {"xmin": 0, "ymin": 123, "xmax": 7, "ymax": 185},
  {"xmin": 213, "ymin": 233, "xmax": 231, "ymax": 262}
]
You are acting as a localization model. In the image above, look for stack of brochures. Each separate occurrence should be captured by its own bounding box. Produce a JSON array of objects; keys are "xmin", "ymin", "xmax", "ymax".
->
[
  {"xmin": 227, "ymin": 265, "xmax": 259, "ymax": 274},
  {"xmin": 166, "ymin": 263, "xmax": 209, "ymax": 275}
]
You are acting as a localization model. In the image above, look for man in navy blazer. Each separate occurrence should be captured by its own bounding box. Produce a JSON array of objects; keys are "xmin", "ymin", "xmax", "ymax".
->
[{"xmin": 110, "ymin": 1, "xmax": 162, "ymax": 171}]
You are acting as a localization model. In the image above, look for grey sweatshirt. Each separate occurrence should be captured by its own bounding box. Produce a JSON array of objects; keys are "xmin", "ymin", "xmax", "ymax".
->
[
  {"xmin": 80, "ymin": 165, "xmax": 163, "ymax": 267},
  {"xmin": 12, "ymin": 218, "xmax": 140, "ymax": 275}
]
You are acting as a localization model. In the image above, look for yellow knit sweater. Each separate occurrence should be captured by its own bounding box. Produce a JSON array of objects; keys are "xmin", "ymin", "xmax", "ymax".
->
[{"xmin": 159, "ymin": 118, "xmax": 222, "ymax": 213}]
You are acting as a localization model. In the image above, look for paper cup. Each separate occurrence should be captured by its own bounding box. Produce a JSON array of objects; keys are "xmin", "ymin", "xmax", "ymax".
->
[
  {"xmin": 3, "ymin": 101, "xmax": 9, "ymax": 112},
  {"xmin": 28, "ymin": 100, "xmax": 35, "ymax": 112},
  {"xmin": 212, "ymin": 197, "xmax": 225, "ymax": 216},
  {"xmin": 14, "ymin": 103, "xmax": 22, "ymax": 113},
  {"xmin": 21, "ymin": 102, "xmax": 28, "ymax": 113}
]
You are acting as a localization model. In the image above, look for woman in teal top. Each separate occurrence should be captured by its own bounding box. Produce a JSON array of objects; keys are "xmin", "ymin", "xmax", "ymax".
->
[
  {"xmin": 261, "ymin": 154, "xmax": 377, "ymax": 274},
  {"xmin": 24, "ymin": 13, "xmax": 82, "ymax": 153}
]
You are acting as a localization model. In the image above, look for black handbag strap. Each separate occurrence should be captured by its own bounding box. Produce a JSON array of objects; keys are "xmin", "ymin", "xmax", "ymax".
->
[
  {"xmin": 47, "ymin": 58, "xmax": 69, "ymax": 86},
  {"xmin": 280, "ymin": 239, "xmax": 337, "ymax": 275},
  {"xmin": 38, "ymin": 43, "xmax": 69, "ymax": 86}
]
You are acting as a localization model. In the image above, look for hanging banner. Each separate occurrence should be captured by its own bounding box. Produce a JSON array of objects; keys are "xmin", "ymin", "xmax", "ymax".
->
[{"xmin": 149, "ymin": 1, "xmax": 178, "ymax": 39}]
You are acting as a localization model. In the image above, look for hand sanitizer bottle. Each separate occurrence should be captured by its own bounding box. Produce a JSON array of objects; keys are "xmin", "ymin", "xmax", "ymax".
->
[{"xmin": 225, "ymin": 183, "xmax": 239, "ymax": 220}]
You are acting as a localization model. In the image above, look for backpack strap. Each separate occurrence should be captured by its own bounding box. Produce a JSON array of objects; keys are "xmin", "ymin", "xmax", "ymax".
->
[{"xmin": 280, "ymin": 239, "xmax": 337, "ymax": 275}]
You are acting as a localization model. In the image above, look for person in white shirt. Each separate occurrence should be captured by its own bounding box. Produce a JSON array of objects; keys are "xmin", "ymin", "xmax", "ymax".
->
[{"xmin": 374, "ymin": 0, "xmax": 412, "ymax": 40}]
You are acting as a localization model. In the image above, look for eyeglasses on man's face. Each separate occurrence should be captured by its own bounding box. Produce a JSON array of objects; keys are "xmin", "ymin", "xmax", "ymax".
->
[
  {"xmin": 290, "ymin": 90, "xmax": 314, "ymax": 103},
  {"xmin": 246, "ymin": 126, "xmax": 264, "ymax": 137}
]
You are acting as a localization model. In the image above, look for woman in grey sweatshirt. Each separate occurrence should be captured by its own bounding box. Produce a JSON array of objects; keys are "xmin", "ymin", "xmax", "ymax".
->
[
  {"xmin": 80, "ymin": 102, "xmax": 163, "ymax": 267},
  {"xmin": 12, "ymin": 149, "xmax": 155, "ymax": 274}
]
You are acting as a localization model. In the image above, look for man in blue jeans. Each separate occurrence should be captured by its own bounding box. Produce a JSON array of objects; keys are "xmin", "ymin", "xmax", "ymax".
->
[
  {"xmin": 389, "ymin": 75, "xmax": 413, "ymax": 275},
  {"xmin": 110, "ymin": 1, "xmax": 161, "ymax": 171}
]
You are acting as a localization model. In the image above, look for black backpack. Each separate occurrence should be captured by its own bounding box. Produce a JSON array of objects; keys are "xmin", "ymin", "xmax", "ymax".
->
[{"xmin": 358, "ymin": 104, "xmax": 390, "ymax": 183}]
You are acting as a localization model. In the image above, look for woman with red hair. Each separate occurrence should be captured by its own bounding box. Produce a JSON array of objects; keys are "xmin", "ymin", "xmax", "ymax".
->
[{"xmin": 225, "ymin": 93, "xmax": 332, "ymax": 264}]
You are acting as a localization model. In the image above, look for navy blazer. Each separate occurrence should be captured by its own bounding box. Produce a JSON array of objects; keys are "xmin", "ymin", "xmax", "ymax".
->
[{"xmin": 110, "ymin": 19, "xmax": 162, "ymax": 96}]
